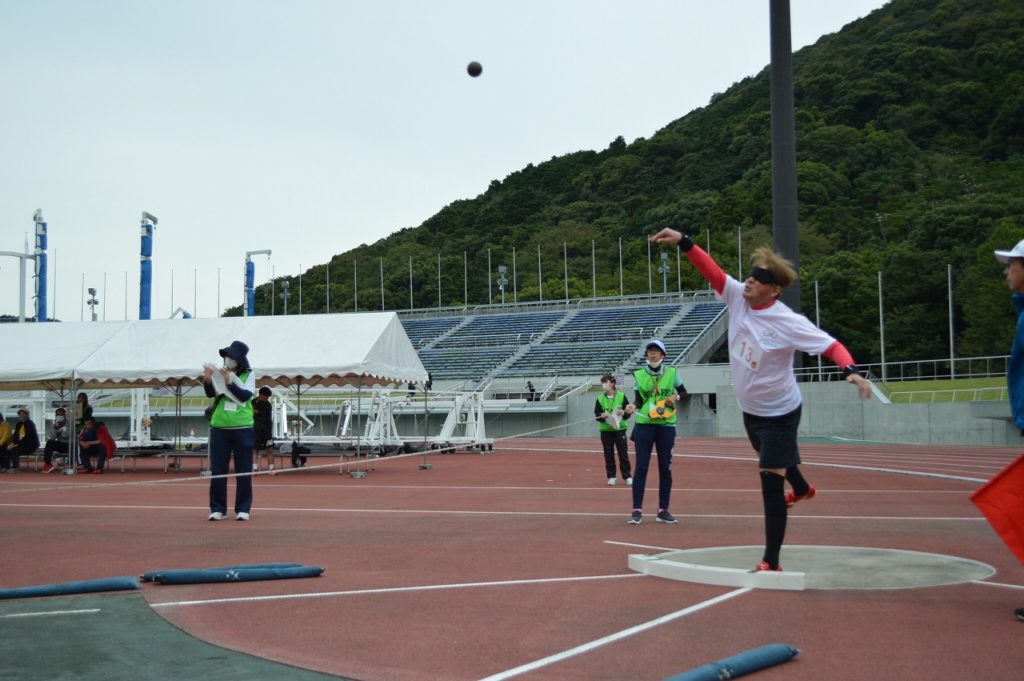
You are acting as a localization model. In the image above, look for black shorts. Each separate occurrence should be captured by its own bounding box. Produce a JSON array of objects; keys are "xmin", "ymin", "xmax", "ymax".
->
[
  {"xmin": 254, "ymin": 429, "xmax": 273, "ymax": 450},
  {"xmin": 742, "ymin": 405, "xmax": 801, "ymax": 469}
]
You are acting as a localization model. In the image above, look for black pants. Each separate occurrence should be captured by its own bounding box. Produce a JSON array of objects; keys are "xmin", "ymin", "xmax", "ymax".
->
[
  {"xmin": 44, "ymin": 439, "xmax": 68, "ymax": 465},
  {"xmin": 599, "ymin": 430, "xmax": 631, "ymax": 480},
  {"xmin": 3, "ymin": 442, "xmax": 36, "ymax": 469}
]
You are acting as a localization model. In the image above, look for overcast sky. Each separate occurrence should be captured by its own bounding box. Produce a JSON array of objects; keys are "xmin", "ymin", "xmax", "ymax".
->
[{"xmin": 0, "ymin": 0, "xmax": 888, "ymax": 321}]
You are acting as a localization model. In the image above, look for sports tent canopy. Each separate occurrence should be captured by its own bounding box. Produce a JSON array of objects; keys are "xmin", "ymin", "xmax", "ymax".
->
[{"xmin": 0, "ymin": 313, "xmax": 428, "ymax": 390}]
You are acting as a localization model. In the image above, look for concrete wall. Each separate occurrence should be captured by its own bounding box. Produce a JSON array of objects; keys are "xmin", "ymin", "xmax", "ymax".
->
[{"xmin": 715, "ymin": 382, "xmax": 1023, "ymax": 446}]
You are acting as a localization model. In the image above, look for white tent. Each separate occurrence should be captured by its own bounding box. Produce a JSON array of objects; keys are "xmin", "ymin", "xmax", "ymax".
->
[
  {"xmin": 0, "ymin": 321, "xmax": 128, "ymax": 391},
  {"xmin": 0, "ymin": 313, "xmax": 427, "ymax": 390}
]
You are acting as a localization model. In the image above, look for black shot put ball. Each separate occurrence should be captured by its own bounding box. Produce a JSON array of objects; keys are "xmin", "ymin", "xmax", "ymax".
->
[{"xmin": 467, "ymin": 61, "xmax": 482, "ymax": 77}]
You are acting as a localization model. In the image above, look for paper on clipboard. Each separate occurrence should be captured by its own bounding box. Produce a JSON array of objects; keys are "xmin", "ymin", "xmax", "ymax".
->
[
  {"xmin": 206, "ymin": 364, "xmax": 245, "ymax": 405},
  {"xmin": 606, "ymin": 410, "xmax": 622, "ymax": 430}
]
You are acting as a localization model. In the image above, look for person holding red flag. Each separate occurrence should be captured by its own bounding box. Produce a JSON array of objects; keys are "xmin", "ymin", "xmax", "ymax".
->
[
  {"xmin": 649, "ymin": 227, "xmax": 871, "ymax": 572},
  {"xmin": 972, "ymin": 239, "xmax": 1024, "ymax": 623}
]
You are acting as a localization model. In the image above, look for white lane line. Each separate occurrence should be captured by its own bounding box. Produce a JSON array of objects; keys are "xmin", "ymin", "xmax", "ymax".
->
[
  {"xmin": 151, "ymin": 573, "xmax": 644, "ymax": 608},
  {"xmin": 0, "ymin": 608, "xmax": 101, "ymax": 619},
  {"xmin": 0, "ymin": 502, "xmax": 984, "ymax": 521},
  {"xmin": 971, "ymin": 580, "xmax": 1024, "ymax": 590},
  {"xmin": 604, "ymin": 540, "xmax": 685, "ymax": 552},
  {"xmin": 677, "ymin": 453, "xmax": 989, "ymax": 483},
  {"xmin": 477, "ymin": 587, "xmax": 753, "ymax": 681}
]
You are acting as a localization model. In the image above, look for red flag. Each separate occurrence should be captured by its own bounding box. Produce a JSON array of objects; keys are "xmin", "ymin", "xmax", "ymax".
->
[{"xmin": 971, "ymin": 453, "xmax": 1024, "ymax": 567}]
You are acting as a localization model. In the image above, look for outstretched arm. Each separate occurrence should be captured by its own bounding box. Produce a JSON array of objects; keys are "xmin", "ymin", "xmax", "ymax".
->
[
  {"xmin": 649, "ymin": 228, "xmax": 726, "ymax": 294},
  {"xmin": 822, "ymin": 341, "xmax": 872, "ymax": 400}
]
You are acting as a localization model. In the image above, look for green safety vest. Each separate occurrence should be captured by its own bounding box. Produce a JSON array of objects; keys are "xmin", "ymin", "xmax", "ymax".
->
[
  {"xmin": 210, "ymin": 370, "xmax": 254, "ymax": 429},
  {"xmin": 597, "ymin": 391, "xmax": 628, "ymax": 432},
  {"xmin": 633, "ymin": 366, "xmax": 678, "ymax": 426}
]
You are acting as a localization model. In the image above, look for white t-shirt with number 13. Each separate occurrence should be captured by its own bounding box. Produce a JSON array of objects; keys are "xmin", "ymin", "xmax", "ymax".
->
[{"xmin": 718, "ymin": 276, "xmax": 836, "ymax": 417}]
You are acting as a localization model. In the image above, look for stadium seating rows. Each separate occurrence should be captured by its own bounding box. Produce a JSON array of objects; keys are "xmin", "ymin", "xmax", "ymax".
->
[{"xmin": 400, "ymin": 300, "xmax": 725, "ymax": 381}]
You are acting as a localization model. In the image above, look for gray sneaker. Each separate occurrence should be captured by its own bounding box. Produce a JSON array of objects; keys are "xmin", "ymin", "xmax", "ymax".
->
[
  {"xmin": 208, "ymin": 511, "xmax": 226, "ymax": 521},
  {"xmin": 656, "ymin": 510, "xmax": 678, "ymax": 524},
  {"xmin": 628, "ymin": 510, "xmax": 642, "ymax": 524}
]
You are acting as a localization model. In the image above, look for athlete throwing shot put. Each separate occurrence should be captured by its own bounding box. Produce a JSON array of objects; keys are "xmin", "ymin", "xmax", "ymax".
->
[{"xmin": 649, "ymin": 228, "xmax": 872, "ymax": 571}]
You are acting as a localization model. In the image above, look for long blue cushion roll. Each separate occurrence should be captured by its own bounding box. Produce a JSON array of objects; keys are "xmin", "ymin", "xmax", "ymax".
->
[
  {"xmin": 152, "ymin": 566, "xmax": 324, "ymax": 585},
  {"xmin": 663, "ymin": 643, "xmax": 800, "ymax": 681},
  {"xmin": 140, "ymin": 562, "xmax": 305, "ymax": 582},
  {"xmin": 0, "ymin": 576, "xmax": 139, "ymax": 600}
]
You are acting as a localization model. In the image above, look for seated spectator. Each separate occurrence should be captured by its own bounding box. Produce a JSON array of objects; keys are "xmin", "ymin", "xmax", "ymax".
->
[
  {"xmin": 0, "ymin": 413, "xmax": 11, "ymax": 452},
  {"xmin": 42, "ymin": 407, "xmax": 69, "ymax": 474},
  {"xmin": 77, "ymin": 416, "xmax": 106, "ymax": 475},
  {"xmin": 96, "ymin": 420, "xmax": 117, "ymax": 466},
  {"xmin": 3, "ymin": 408, "xmax": 40, "ymax": 473}
]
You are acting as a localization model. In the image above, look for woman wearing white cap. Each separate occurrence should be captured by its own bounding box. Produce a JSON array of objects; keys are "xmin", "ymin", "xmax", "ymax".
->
[
  {"xmin": 623, "ymin": 339, "xmax": 688, "ymax": 525},
  {"xmin": 649, "ymin": 228, "xmax": 871, "ymax": 572}
]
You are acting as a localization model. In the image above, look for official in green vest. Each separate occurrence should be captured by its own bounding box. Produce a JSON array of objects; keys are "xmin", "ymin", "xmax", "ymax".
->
[
  {"xmin": 594, "ymin": 374, "xmax": 633, "ymax": 486},
  {"xmin": 624, "ymin": 340, "xmax": 687, "ymax": 525},
  {"xmin": 203, "ymin": 340, "xmax": 256, "ymax": 521}
]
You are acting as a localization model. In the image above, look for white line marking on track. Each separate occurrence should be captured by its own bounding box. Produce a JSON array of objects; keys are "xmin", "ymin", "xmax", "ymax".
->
[
  {"xmin": 0, "ymin": 502, "xmax": 984, "ymax": 521},
  {"xmin": 0, "ymin": 608, "xmax": 101, "ymax": 618},
  {"xmin": 604, "ymin": 540, "xmax": 686, "ymax": 552},
  {"xmin": 971, "ymin": 580, "xmax": 1024, "ymax": 590},
  {"xmin": 476, "ymin": 587, "xmax": 752, "ymax": 681},
  {"xmin": 150, "ymin": 573, "xmax": 645, "ymax": 608}
]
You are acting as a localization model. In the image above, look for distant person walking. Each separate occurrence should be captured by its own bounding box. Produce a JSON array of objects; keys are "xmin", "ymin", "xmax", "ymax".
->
[
  {"xmin": 650, "ymin": 228, "xmax": 871, "ymax": 571},
  {"xmin": 203, "ymin": 340, "xmax": 256, "ymax": 521},
  {"xmin": 594, "ymin": 374, "xmax": 632, "ymax": 486}
]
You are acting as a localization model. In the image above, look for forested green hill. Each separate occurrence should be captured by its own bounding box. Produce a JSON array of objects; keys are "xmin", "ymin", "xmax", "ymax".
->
[{"xmin": 238, "ymin": 0, "xmax": 1024, "ymax": 364}]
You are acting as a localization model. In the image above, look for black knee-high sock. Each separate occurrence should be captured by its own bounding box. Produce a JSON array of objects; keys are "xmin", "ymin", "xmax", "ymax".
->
[
  {"xmin": 785, "ymin": 465, "xmax": 809, "ymax": 497},
  {"xmin": 761, "ymin": 471, "xmax": 787, "ymax": 569}
]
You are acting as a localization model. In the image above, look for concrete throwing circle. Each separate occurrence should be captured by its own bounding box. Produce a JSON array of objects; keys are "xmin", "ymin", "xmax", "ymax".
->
[{"xmin": 638, "ymin": 545, "xmax": 995, "ymax": 590}]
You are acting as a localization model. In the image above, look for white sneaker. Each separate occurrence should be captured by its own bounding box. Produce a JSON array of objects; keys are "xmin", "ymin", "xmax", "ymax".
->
[
  {"xmin": 235, "ymin": 511, "xmax": 250, "ymax": 521},
  {"xmin": 208, "ymin": 511, "xmax": 225, "ymax": 521},
  {"xmin": 607, "ymin": 478, "xmax": 616, "ymax": 486},
  {"xmin": 626, "ymin": 477, "xmax": 633, "ymax": 486}
]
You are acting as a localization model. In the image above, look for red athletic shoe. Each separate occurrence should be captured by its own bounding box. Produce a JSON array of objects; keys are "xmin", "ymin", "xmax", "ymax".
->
[
  {"xmin": 785, "ymin": 484, "xmax": 816, "ymax": 509},
  {"xmin": 91, "ymin": 469, "xmax": 104, "ymax": 475},
  {"xmin": 754, "ymin": 561, "xmax": 783, "ymax": 572}
]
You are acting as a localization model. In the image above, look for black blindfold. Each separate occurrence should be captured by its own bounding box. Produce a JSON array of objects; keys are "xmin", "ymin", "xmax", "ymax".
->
[{"xmin": 748, "ymin": 266, "xmax": 776, "ymax": 285}]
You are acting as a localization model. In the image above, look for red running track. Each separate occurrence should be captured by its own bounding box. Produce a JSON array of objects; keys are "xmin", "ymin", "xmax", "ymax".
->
[{"xmin": 1, "ymin": 437, "xmax": 1022, "ymax": 680}]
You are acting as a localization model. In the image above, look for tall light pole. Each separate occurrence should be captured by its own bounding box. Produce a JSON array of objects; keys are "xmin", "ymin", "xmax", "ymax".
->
[
  {"xmin": 280, "ymin": 279, "xmax": 290, "ymax": 315},
  {"xmin": 244, "ymin": 249, "xmax": 271, "ymax": 316},
  {"xmin": 497, "ymin": 265, "xmax": 508, "ymax": 305},
  {"xmin": 86, "ymin": 287, "xmax": 99, "ymax": 322},
  {"xmin": 657, "ymin": 251, "xmax": 671, "ymax": 293},
  {"xmin": 139, "ymin": 212, "xmax": 158, "ymax": 320},
  {"xmin": 948, "ymin": 264, "xmax": 955, "ymax": 378},
  {"xmin": 770, "ymin": 0, "xmax": 801, "ymax": 313},
  {"xmin": 33, "ymin": 209, "xmax": 47, "ymax": 322}
]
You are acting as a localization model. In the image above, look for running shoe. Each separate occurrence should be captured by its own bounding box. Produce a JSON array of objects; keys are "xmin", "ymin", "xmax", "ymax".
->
[
  {"xmin": 753, "ymin": 561, "xmax": 783, "ymax": 572},
  {"xmin": 208, "ymin": 512, "xmax": 226, "ymax": 521},
  {"xmin": 235, "ymin": 512, "xmax": 250, "ymax": 521},
  {"xmin": 607, "ymin": 478, "xmax": 616, "ymax": 486},
  {"xmin": 785, "ymin": 484, "xmax": 817, "ymax": 509},
  {"xmin": 1015, "ymin": 607, "xmax": 1024, "ymax": 622},
  {"xmin": 656, "ymin": 510, "xmax": 678, "ymax": 524},
  {"xmin": 628, "ymin": 510, "xmax": 643, "ymax": 525}
]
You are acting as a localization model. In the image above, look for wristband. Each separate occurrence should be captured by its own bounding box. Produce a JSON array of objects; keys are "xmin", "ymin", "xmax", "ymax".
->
[
  {"xmin": 841, "ymin": 364, "xmax": 861, "ymax": 378},
  {"xmin": 678, "ymin": 234, "xmax": 695, "ymax": 252}
]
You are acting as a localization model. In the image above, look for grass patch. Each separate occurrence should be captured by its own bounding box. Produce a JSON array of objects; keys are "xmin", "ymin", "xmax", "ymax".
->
[{"xmin": 882, "ymin": 377, "xmax": 1007, "ymax": 403}]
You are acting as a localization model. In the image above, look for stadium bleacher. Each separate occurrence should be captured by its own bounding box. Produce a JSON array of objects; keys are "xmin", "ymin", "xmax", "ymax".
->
[{"xmin": 400, "ymin": 297, "xmax": 727, "ymax": 382}]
